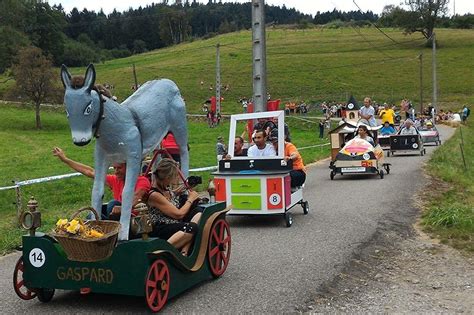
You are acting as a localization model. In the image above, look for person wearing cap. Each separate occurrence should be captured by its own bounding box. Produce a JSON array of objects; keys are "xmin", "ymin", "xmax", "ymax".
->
[
  {"xmin": 269, "ymin": 129, "xmax": 306, "ymax": 187},
  {"xmin": 425, "ymin": 121, "xmax": 434, "ymax": 130},
  {"xmin": 379, "ymin": 103, "xmax": 395, "ymax": 125},
  {"xmin": 400, "ymin": 119, "xmax": 418, "ymax": 135}
]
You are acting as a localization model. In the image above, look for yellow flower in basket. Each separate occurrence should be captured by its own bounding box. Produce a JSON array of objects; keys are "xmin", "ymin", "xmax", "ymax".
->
[
  {"xmin": 66, "ymin": 219, "xmax": 82, "ymax": 234},
  {"xmin": 56, "ymin": 218, "xmax": 68, "ymax": 228},
  {"xmin": 87, "ymin": 229, "xmax": 104, "ymax": 238}
]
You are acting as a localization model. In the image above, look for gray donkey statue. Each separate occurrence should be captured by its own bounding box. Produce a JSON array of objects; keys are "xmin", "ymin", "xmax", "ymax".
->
[{"xmin": 60, "ymin": 64, "xmax": 189, "ymax": 240}]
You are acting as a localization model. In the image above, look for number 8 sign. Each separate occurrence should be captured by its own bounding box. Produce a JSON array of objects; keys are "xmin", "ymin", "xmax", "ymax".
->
[
  {"xmin": 269, "ymin": 193, "xmax": 281, "ymax": 206},
  {"xmin": 29, "ymin": 248, "xmax": 46, "ymax": 267}
]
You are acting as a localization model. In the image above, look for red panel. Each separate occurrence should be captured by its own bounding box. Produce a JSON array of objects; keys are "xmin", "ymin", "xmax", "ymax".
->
[
  {"xmin": 210, "ymin": 96, "xmax": 216, "ymax": 112},
  {"xmin": 266, "ymin": 177, "xmax": 283, "ymax": 210},
  {"xmin": 284, "ymin": 175, "xmax": 291, "ymax": 207},
  {"xmin": 266, "ymin": 99, "xmax": 281, "ymax": 111},
  {"xmin": 214, "ymin": 178, "xmax": 226, "ymax": 202}
]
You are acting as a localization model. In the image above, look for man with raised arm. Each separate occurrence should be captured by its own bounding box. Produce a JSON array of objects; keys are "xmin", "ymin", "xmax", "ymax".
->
[{"xmin": 52, "ymin": 147, "xmax": 151, "ymax": 219}]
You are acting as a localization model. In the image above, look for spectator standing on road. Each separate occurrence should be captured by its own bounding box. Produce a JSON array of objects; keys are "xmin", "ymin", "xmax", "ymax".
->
[{"xmin": 359, "ymin": 97, "xmax": 377, "ymax": 127}]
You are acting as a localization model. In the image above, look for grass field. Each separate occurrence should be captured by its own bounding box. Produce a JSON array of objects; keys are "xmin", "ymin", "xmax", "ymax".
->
[
  {"xmin": 422, "ymin": 122, "xmax": 474, "ymax": 252},
  {"xmin": 1, "ymin": 27, "xmax": 473, "ymax": 112},
  {"xmin": 0, "ymin": 26, "xmax": 472, "ymax": 254},
  {"xmin": 0, "ymin": 104, "xmax": 331, "ymax": 254}
]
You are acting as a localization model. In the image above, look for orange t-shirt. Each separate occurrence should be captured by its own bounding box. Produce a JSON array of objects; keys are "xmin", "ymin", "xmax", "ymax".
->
[
  {"xmin": 106, "ymin": 175, "xmax": 151, "ymax": 202},
  {"xmin": 284, "ymin": 142, "xmax": 306, "ymax": 172}
]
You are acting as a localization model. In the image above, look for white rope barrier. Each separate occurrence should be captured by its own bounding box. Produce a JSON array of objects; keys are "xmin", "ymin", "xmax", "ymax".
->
[
  {"xmin": 0, "ymin": 166, "xmax": 219, "ymax": 191},
  {"xmin": 298, "ymin": 143, "xmax": 330, "ymax": 150},
  {"xmin": 0, "ymin": 144, "xmax": 327, "ymax": 191}
]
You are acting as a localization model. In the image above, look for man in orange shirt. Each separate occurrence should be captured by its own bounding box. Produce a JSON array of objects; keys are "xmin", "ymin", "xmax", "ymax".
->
[
  {"xmin": 52, "ymin": 147, "xmax": 151, "ymax": 219},
  {"xmin": 269, "ymin": 129, "xmax": 306, "ymax": 187}
]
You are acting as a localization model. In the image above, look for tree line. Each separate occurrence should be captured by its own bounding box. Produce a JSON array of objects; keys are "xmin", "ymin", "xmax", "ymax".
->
[
  {"xmin": 2, "ymin": 1, "xmax": 471, "ymax": 73},
  {"xmin": 0, "ymin": 0, "xmax": 311, "ymax": 72}
]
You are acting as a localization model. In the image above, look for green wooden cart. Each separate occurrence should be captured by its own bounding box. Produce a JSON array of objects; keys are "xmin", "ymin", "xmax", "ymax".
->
[{"xmin": 13, "ymin": 202, "xmax": 231, "ymax": 312}]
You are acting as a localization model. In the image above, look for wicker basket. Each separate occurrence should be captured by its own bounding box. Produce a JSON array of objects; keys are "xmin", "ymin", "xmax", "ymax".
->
[{"xmin": 51, "ymin": 207, "xmax": 121, "ymax": 262}]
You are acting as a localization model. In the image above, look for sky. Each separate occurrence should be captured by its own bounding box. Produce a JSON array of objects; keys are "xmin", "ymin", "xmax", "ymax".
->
[{"xmin": 48, "ymin": 0, "xmax": 472, "ymax": 16}]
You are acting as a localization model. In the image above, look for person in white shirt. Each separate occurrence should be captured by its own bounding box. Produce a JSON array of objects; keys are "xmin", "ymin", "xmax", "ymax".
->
[
  {"xmin": 359, "ymin": 97, "xmax": 377, "ymax": 127},
  {"xmin": 247, "ymin": 129, "xmax": 276, "ymax": 157},
  {"xmin": 400, "ymin": 119, "xmax": 418, "ymax": 135}
]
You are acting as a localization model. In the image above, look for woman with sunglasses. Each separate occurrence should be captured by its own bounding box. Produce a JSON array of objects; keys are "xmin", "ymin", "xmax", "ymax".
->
[{"xmin": 146, "ymin": 158, "xmax": 201, "ymax": 256}]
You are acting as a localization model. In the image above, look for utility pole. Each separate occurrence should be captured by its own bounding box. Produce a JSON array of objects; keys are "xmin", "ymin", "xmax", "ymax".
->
[
  {"xmin": 252, "ymin": 0, "xmax": 267, "ymax": 112},
  {"xmin": 216, "ymin": 43, "xmax": 221, "ymax": 116},
  {"xmin": 432, "ymin": 33, "xmax": 437, "ymax": 116},
  {"xmin": 419, "ymin": 53, "xmax": 423, "ymax": 114}
]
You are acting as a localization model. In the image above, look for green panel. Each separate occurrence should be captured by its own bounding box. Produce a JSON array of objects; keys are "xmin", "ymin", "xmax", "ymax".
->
[
  {"xmin": 20, "ymin": 202, "xmax": 229, "ymax": 299},
  {"xmin": 231, "ymin": 178, "xmax": 261, "ymax": 193},
  {"xmin": 231, "ymin": 195, "xmax": 262, "ymax": 210}
]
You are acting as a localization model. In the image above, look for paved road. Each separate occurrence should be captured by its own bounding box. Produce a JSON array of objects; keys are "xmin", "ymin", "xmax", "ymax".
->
[{"xmin": 0, "ymin": 126, "xmax": 454, "ymax": 314}]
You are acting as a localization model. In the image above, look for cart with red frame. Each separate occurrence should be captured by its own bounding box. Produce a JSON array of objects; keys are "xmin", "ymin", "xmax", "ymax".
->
[{"xmin": 213, "ymin": 111, "xmax": 309, "ymax": 227}]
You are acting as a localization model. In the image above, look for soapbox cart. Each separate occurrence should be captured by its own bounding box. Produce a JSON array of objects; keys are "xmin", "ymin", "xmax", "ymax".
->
[
  {"xmin": 328, "ymin": 122, "xmax": 390, "ymax": 179},
  {"xmin": 418, "ymin": 124, "xmax": 441, "ymax": 146},
  {"xmin": 13, "ymin": 201, "xmax": 231, "ymax": 313},
  {"xmin": 388, "ymin": 131, "xmax": 426, "ymax": 156},
  {"xmin": 213, "ymin": 111, "xmax": 309, "ymax": 227}
]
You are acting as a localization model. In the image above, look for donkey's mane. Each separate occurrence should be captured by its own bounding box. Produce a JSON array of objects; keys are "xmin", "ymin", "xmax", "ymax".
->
[{"xmin": 70, "ymin": 75, "xmax": 113, "ymax": 98}]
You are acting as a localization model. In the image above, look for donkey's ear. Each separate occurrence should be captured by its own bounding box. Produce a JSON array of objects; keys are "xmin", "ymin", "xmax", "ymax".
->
[
  {"xmin": 83, "ymin": 64, "xmax": 96, "ymax": 92},
  {"xmin": 60, "ymin": 64, "xmax": 72, "ymax": 88}
]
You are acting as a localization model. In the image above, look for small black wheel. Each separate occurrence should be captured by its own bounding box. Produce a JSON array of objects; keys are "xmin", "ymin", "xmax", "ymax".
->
[
  {"xmin": 438, "ymin": 140, "xmax": 441, "ymax": 145},
  {"xmin": 284, "ymin": 212, "xmax": 293, "ymax": 227},
  {"xmin": 385, "ymin": 165, "xmax": 390, "ymax": 174},
  {"xmin": 330, "ymin": 171, "xmax": 335, "ymax": 180},
  {"xmin": 302, "ymin": 201, "xmax": 309, "ymax": 215},
  {"xmin": 36, "ymin": 288, "xmax": 55, "ymax": 303},
  {"xmin": 379, "ymin": 170, "xmax": 384, "ymax": 179}
]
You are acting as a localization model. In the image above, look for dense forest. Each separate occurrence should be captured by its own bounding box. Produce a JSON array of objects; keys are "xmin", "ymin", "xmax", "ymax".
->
[
  {"xmin": 0, "ymin": 0, "xmax": 378, "ymax": 72},
  {"xmin": 0, "ymin": 0, "xmax": 472, "ymax": 73}
]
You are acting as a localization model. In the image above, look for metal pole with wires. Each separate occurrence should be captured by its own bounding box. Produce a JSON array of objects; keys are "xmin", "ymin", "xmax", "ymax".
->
[
  {"xmin": 216, "ymin": 43, "xmax": 221, "ymax": 116},
  {"xmin": 432, "ymin": 33, "xmax": 437, "ymax": 117},
  {"xmin": 252, "ymin": 0, "xmax": 267, "ymax": 112},
  {"xmin": 419, "ymin": 52, "xmax": 423, "ymax": 114}
]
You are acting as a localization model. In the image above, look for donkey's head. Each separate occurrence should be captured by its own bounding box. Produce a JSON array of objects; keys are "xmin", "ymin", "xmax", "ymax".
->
[{"xmin": 60, "ymin": 64, "xmax": 101, "ymax": 146}]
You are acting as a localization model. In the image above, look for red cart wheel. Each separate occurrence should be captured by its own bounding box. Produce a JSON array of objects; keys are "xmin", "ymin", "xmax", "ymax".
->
[
  {"xmin": 208, "ymin": 218, "xmax": 231, "ymax": 278},
  {"xmin": 13, "ymin": 257, "xmax": 37, "ymax": 300},
  {"xmin": 145, "ymin": 259, "xmax": 170, "ymax": 313}
]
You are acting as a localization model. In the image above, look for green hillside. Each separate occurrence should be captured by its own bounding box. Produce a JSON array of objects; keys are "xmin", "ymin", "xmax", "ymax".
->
[{"xmin": 55, "ymin": 27, "xmax": 474, "ymax": 113}]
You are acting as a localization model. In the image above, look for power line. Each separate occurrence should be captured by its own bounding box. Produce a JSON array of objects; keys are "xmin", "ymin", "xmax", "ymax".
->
[{"xmin": 352, "ymin": 0, "xmax": 410, "ymax": 46}]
